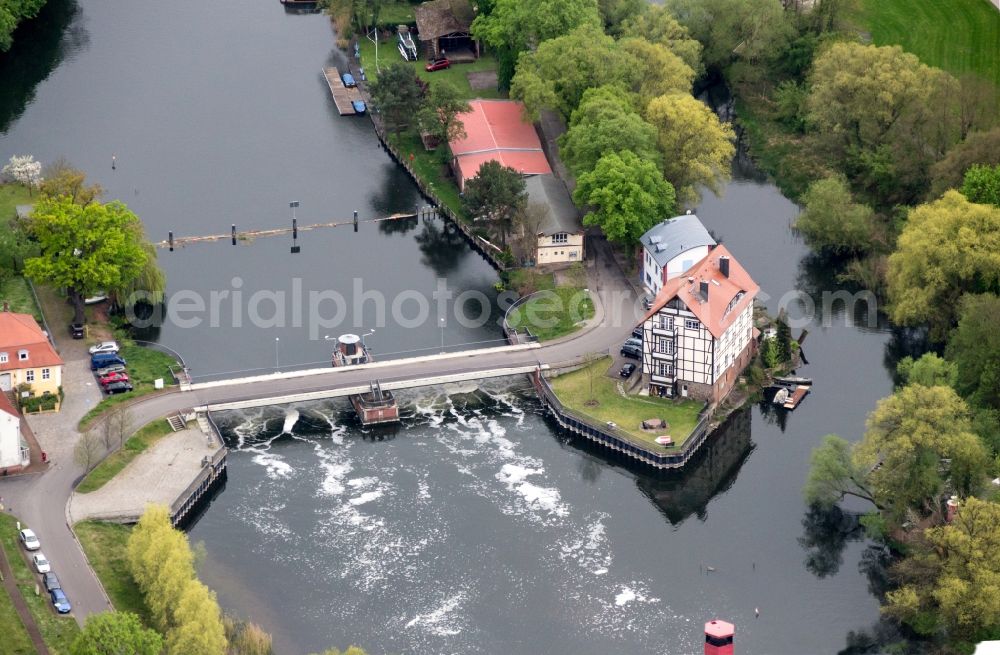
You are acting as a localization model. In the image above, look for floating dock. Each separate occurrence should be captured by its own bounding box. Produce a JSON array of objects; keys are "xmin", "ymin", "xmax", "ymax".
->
[
  {"xmin": 782, "ymin": 385, "xmax": 810, "ymax": 410},
  {"xmin": 323, "ymin": 67, "xmax": 363, "ymax": 115}
]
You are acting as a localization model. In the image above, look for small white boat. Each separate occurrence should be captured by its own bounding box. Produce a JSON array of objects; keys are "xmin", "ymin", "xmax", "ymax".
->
[{"xmin": 772, "ymin": 387, "xmax": 789, "ymax": 405}]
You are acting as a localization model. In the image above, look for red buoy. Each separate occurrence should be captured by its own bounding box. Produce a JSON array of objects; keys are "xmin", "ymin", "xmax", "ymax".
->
[{"xmin": 705, "ymin": 619, "xmax": 734, "ymax": 655}]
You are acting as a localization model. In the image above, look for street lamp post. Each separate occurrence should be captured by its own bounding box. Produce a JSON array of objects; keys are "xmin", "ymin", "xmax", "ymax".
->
[
  {"xmin": 274, "ymin": 337, "xmax": 280, "ymax": 371},
  {"xmin": 439, "ymin": 317, "xmax": 445, "ymax": 353}
]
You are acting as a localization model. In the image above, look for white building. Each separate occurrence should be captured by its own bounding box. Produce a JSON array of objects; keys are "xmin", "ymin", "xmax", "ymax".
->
[
  {"xmin": 639, "ymin": 213, "xmax": 717, "ymax": 296},
  {"xmin": 0, "ymin": 391, "xmax": 28, "ymax": 473},
  {"xmin": 641, "ymin": 244, "xmax": 759, "ymax": 404}
]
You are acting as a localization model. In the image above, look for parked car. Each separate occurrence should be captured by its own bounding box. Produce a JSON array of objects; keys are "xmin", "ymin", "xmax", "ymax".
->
[
  {"xmin": 91, "ymin": 354, "xmax": 126, "ymax": 371},
  {"xmin": 43, "ymin": 572, "xmax": 61, "ymax": 592},
  {"xmin": 620, "ymin": 344, "xmax": 641, "ymax": 360},
  {"xmin": 88, "ymin": 341, "xmax": 119, "ymax": 355},
  {"xmin": 99, "ymin": 371, "xmax": 130, "ymax": 386},
  {"xmin": 69, "ymin": 323, "xmax": 85, "ymax": 339},
  {"xmin": 104, "ymin": 381, "xmax": 134, "ymax": 395},
  {"xmin": 341, "ymin": 72, "xmax": 356, "ymax": 87},
  {"xmin": 631, "ymin": 326, "xmax": 644, "ymax": 339},
  {"xmin": 18, "ymin": 529, "xmax": 40, "ymax": 551},
  {"xmin": 620, "ymin": 363, "xmax": 637, "ymax": 378},
  {"xmin": 49, "ymin": 588, "xmax": 71, "ymax": 614},
  {"xmin": 32, "ymin": 552, "xmax": 51, "ymax": 574},
  {"xmin": 95, "ymin": 363, "xmax": 127, "ymax": 377},
  {"xmin": 425, "ymin": 57, "xmax": 450, "ymax": 72},
  {"xmin": 624, "ymin": 336, "xmax": 642, "ymax": 349},
  {"xmin": 642, "ymin": 296, "xmax": 653, "ymax": 311}
]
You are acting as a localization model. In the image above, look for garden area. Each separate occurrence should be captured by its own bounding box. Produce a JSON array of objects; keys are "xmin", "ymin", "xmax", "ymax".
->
[
  {"xmin": 547, "ymin": 356, "xmax": 704, "ymax": 449},
  {"xmin": 76, "ymin": 419, "xmax": 176, "ymax": 493},
  {"xmin": 505, "ymin": 267, "xmax": 594, "ymax": 341},
  {"xmin": 73, "ymin": 521, "xmax": 148, "ymax": 622}
]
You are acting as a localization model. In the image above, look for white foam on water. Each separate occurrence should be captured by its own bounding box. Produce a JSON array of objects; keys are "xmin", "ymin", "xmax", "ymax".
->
[
  {"xmin": 404, "ymin": 592, "xmax": 466, "ymax": 636},
  {"xmin": 615, "ymin": 588, "xmax": 637, "ymax": 606},
  {"xmin": 250, "ymin": 450, "xmax": 294, "ymax": 479},
  {"xmin": 281, "ymin": 408, "xmax": 300, "ymax": 435},
  {"xmin": 348, "ymin": 490, "xmax": 383, "ymax": 506},
  {"xmin": 347, "ymin": 476, "xmax": 378, "ymax": 488},
  {"xmin": 496, "ymin": 464, "xmax": 568, "ymax": 517}
]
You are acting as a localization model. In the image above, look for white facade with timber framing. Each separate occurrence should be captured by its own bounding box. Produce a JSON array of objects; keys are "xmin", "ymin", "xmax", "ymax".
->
[{"xmin": 640, "ymin": 244, "xmax": 759, "ymax": 405}]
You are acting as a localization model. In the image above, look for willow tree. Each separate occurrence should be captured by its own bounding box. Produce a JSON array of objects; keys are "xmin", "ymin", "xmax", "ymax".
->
[
  {"xmin": 110, "ymin": 241, "xmax": 166, "ymax": 314},
  {"xmin": 24, "ymin": 197, "xmax": 150, "ymax": 324}
]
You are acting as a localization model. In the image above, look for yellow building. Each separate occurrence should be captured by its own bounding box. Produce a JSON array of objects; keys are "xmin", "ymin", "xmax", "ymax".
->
[
  {"xmin": 526, "ymin": 174, "xmax": 585, "ymax": 265},
  {"xmin": 0, "ymin": 311, "xmax": 64, "ymax": 403}
]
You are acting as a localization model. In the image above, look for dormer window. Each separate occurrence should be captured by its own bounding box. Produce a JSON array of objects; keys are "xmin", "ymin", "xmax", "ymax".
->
[
  {"xmin": 552, "ymin": 233, "xmax": 568, "ymax": 244},
  {"xmin": 0, "ymin": 352, "xmax": 6, "ymax": 363},
  {"xmin": 18, "ymin": 350, "xmax": 28, "ymax": 361}
]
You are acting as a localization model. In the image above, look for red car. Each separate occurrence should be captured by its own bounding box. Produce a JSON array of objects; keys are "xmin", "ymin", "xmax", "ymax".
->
[
  {"xmin": 99, "ymin": 371, "xmax": 130, "ymax": 386},
  {"xmin": 425, "ymin": 58, "xmax": 450, "ymax": 72}
]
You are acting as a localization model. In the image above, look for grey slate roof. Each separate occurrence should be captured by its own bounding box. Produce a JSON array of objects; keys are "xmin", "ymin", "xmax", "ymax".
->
[
  {"xmin": 525, "ymin": 174, "xmax": 583, "ymax": 236},
  {"xmin": 15, "ymin": 205, "xmax": 33, "ymax": 220},
  {"xmin": 640, "ymin": 213, "xmax": 716, "ymax": 267}
]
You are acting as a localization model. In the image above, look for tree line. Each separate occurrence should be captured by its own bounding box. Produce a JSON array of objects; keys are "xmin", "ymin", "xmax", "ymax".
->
[{"xmin": 0, "ymin": 0, "xmax": 47, "ymax": 51}]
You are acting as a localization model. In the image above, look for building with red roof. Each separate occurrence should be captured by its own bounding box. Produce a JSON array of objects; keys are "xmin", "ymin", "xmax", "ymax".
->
[
  {"xmin": 0, "ymin": 385, "xmax": 28, "ymax": 472},
  {"xmin": 0, "ymin": 311, "xmax": 64, "ymax": 403},
  {"xmin": 639, "ymin": 245, "xmax": 760, "ymax": 404},
  {"xmin": 448, "ymin": 99, "xmax": 552, "ymax": 191}
]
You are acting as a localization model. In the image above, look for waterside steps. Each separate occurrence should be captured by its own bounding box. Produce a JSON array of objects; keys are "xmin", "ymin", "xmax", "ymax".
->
[
  {"xmin": 167, "ymin": 414, "xmax": 186, "ymax": 432},
  {"xmin": 323, "ymin": 67, "xmax": 363, "ymax": 116},
  {"xmin": 350, "ymin": 380, "xmax": 400, "ymax": 426}
]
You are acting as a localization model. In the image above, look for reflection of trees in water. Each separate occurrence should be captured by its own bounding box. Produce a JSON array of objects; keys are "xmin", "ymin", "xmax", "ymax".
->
[
  {"xmin": 370, "ymin": 163, "xmax": 420, "ymax": 218},
  {"xmin": 882, "ymin": 327, "xmax": 935, "ymax": 385},
  {"xmin": 0, "ymin": 0, "xmax": 86, "ymax": 132},
  {"xmin": 798, "ymin": 505, "xmax": 865, "ymax": 578},
  {"xmin": 632, "ymin": 407, "xmax": 754, "ymax": 525},
  {"xmin": 378, "ymin": 215, "xmax": 418, "ymax": 236},
  {"xmin": 756, "ymin": 393, "xmax": 789, "ymax": 432},
  {"xmin": 414, "ymin": 216, "xmax": 467, "ymax": 276},
  {"xmin": 794, "ymin": 252, "xmax": 892, "ymax": 334},
  {"xmin": 837, "ymin": 618, "xmax": 911, "ymax": 655}
]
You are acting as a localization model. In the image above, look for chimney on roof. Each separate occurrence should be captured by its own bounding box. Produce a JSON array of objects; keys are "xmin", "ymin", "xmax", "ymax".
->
[
  {"xmin": 699, "ymin": 280, "xmax": 709, "ymax": 301},
  {"xmin": 719, "ymin": 256, "xmax": 730, "ymax": 278}
]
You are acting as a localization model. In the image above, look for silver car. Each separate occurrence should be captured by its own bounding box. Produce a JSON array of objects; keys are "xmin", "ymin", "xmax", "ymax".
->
[
  {"xmin": 88, "ymin": 341, "xmax": 120, "ymax": 355},
  {"xmin": 18, "ymin": 528, "xmax": 40, "ymax": 551},
  {"xmin": 32, "ymin": 552, "xmax": 51, "ymax": 574}
]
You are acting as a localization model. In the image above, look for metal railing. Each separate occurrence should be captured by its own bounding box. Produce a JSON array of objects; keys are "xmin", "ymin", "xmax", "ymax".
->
[{"xmin": 533, "ymin": 370, "xmax": 712, "ymax": 470}]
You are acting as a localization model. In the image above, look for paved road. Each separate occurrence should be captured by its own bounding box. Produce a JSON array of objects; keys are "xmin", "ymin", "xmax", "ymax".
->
[{"xmin": 1, "ymin": 235, "xmax": 642, "ymax": 625}]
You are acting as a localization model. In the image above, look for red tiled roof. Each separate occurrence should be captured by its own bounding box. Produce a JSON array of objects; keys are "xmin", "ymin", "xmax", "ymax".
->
[
  {"xmin": 449, "ymin": 99, "xmax": 552, "ymax": 188},
  {"xmin": 0, "ymin": 391, "xmax": 18, "ymax": 418},
  {"xmin": 643, "ymin": 244, "xmax": 759, "ymax": 339},
  {"xmin": 0, "ymin": 313, "xmax": 64, "ymax": 372}
]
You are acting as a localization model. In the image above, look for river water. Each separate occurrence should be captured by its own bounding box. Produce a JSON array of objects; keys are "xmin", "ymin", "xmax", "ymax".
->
[{"xmin": 2, "ymin": 2, "xmax": 903, "ymax": 653}]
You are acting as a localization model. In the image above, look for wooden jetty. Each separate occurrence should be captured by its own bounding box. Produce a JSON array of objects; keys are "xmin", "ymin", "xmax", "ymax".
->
[
  {"xmin": 782, "ymin": 385, "xmax": 810, "ymax": 410},
  {"xmin": 323, "ymin": 67, "xmax": 363, "ymax": 115}
]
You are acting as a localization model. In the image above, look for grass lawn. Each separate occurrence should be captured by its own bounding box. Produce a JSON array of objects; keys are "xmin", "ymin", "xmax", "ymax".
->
[
  {"xmin": 76, "ymin": 419, "xmax": 176, "ymax": 494},
  {"xmin": 548, "ymin": 357, "xmax": 704, "ymax": 448},
  {"xmin": 851, "ymin": 0, "xmax": 1000, "ymax": 93},
  {"xmin": 390, "ymin": 130, "xmax": 468, "ymax": 219},
  {"xmin": 0, "ymin": 514, "xmax": 81, "ymax": 654},
  {"xmin": 356, "ymin": 37, "xmax": 503, "ymax": 99},
  {"xmin": 0, "ymin": 182, "xmax": 32, "ymax": 226},
  {"xmin": 73, "ymin": 522, "xmax": 149, "ymax": 624},
  {"xmin": 0, "ymin": 559, "xmax": 34, "ymax": 654},
  {"xmin": 78, "ymin": 345, "xmax": 179, "ymax": 431},
  {"xmin": 0, "ymin": 276, "xmax": 43, "ymax": 322},
  {"xmin": 378, "ymin": 0, "xmax": 416, "ymax": 25},
  {"xmin": 507, "ymin": 287, "xmax": 593, "ymax": 341}
]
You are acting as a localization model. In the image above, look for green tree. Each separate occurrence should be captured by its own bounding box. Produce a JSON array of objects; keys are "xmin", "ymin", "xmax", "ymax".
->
[
  {"xmin": 368, "ymin": 62, "xmax": 424, "ymax": 131},
  {"xmin": 510, "ymin": 24, "xmax": 634, "ymax": 120},
  {"xmin": 461, "ymin": 160, "xmax": 527, "ymax": 245},
  {"xmin": 71, "ymin": 611, "xmax": 163, "ymax": 655},
  {"xmin": 165, "ymin": 581, "xmax": 227, "ymax": 655},
  {"xmin": 309, "ymin": 648, "xmax": 368, "ymax": 655},
  {"xmin": 929, "ymin": 128, "xmax": 1000, "ymax": 199},
  {"xmin": 471, "ymin": 0, "xmax": 600, "ymax": 86},
  {"xmin": 961, "ymin": 164, "xmax": 1000, "ymax": 207},
  {"xmin": 896, "ymin": 353, "xmax": 957, "ymax": 389},
  {"xmin": 597, "ymin": 0, "xmax": 643, "ymax": 36},
  {"xmin": 804, "ymin": 435, "xmax": 877, "ymax": 508},
  {"xmin": 110, "ymin": 241, "xmax": 166, "ymax": 311},
  {"xmin": 644, "ymin": 92, "xmax": 735, "ymax": 203},
  {"xmin": 886, "ymin": 497, "xmax": 1000, "ymax": 640},
  {"xmin": 855, "ymin": 385, "xmax": 987, "ymax": 523},
  {"xmin": 417, "ymin": 81, "xmax": 471, "ymax": 144},
  {"xmin": 619, "ymin": 4, "xmax": 703, "ymax": 74},
  {"xmin": 775, "ymin": 317, "xmax": 791, "ymax": 362},
  {"xmin": 39, "ymin": 159, "xmax": 103, "ymax": 205},
  {"xmin": 947, "ymin": 293, "xmax": 1000, "ymax": 410},
  {"xmin": 806, "ymin": 42, "xmax": 961, "ymax": 205},
  {"xmin": 572, "ymin": 150, "xmax": 676, "ymax": 244},
  {"xmin": 0, "ymin": 0, "xmax": 47, "ymax": 51},
  {"xmin": 224, "ymin": 617, "xmax": 273, "ymax": 655},
  {"xmin": 887, "ymin": 191, "xmax": 1000, "ymax": 339},
  {"xmin": 23, "ymin": 197, "xmax": 150, "ymax": 324},
  {"xmin": 794, "ymin": 176, "xmax": 876, "ymax": 255},
  {"xmin": 664, "ymin": 0, "xmax": 794, "ymax": 70},
  {"xmin": 618, "ymin": 37, "xmax": 695, "ymax": 104},
  {"xmin": 558, "ymin": 86, "xmax": 660, "ymax": 177}
]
